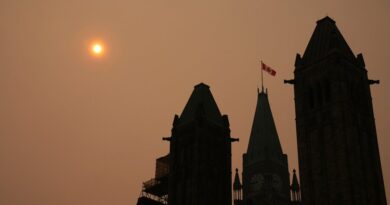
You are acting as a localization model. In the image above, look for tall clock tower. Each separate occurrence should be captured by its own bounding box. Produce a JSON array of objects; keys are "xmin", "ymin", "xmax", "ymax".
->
[{"xmin": 242, "ymin": 88, "xmax": 291, "ymax": 205}]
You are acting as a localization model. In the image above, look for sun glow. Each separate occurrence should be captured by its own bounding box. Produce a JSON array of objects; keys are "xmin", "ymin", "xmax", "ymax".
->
[{"xmin": 89, "ymin": 41, "xmax": 105, "ymax": 57}]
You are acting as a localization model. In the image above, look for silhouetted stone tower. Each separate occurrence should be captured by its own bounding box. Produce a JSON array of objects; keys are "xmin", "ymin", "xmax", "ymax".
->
[
  {"xmin": 285, "ymin": 16, "xmax": 387, "ymax": 205},
  {"xmin": 164, "ymin": 83, "xmax": 237, "ymax": 205},
  {"xmin": 242, "ymin": 89, "xmax": 290, "ymax": 205}
]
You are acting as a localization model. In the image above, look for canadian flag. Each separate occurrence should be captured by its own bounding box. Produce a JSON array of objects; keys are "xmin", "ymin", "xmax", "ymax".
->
[{"xmin": 261, "ymin": 61, "xmax": 276, "ymax": 76}]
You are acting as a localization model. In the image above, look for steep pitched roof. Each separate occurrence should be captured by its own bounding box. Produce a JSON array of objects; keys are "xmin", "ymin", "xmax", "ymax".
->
[
  {"xmin": 179, "ymin": 83, "xmax": 223, "ymax": 126},
  {"xmin": 233, "ymin": 168, "xmax": 242, "ymax": 190},
  {"xmin": 246, "ymin": 90, "xmax": 283, "ymax": 162},
  {"xmin": 300, "ymin": 16, "xmax": 356, "ymax": 66}
]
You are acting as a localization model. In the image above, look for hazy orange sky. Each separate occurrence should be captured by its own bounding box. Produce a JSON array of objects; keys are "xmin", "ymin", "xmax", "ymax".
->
[{"xmin": 1, "ymin": 0, "xmax": 389, "ymax": 204}]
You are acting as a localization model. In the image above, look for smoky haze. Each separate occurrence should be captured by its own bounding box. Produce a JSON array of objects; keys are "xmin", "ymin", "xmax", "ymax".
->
[{"xmin": 0, "ymin": 0, "xmax": 389, "ymax": 204}]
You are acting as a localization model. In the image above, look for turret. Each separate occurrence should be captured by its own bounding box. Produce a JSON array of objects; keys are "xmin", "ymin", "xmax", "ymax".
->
[
  {"xmin": 233, "ymin": 168, "xmax": 243, "ymax": 205},
  {"xmin": 290, "ymin": 169, "xmax": 301, "ymax": 203}
]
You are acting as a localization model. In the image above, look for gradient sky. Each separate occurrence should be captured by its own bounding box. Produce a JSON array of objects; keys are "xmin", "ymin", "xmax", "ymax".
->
[{"xmin": 1, "ymin": 0, "xmax": 389, "ymax": 204}]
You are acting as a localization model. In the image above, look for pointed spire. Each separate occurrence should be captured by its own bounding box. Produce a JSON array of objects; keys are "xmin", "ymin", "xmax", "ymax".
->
[
  {"xmin": 178, "ymin": 83, "xmax": 224, "ymax": 126},
  {"xmin": 291, "ymin": 169, "xmax": 300, "ymax": 191},
  {"xmin": 290, "ymin": 169, "xmax": 301, "ymax": 202},
  {"xmin": 246, "ymin": 90, "xmax": 283, "ymax": 163},
  {"xmin": 298, "ymin": 16, "xmax": 356, "ymax": 67},
  {"xmin": 233, "ymin": 168, "xmax": 242, "ymax": 190}
]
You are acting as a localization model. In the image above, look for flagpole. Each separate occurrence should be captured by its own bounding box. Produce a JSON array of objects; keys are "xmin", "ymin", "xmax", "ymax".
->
[{"xmin": 261, "ymin": 60, "xmax": 264, "ymax": 92}]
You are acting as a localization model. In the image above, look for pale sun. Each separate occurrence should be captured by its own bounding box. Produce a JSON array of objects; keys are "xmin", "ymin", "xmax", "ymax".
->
[
  {"xmin": 93, "ymin": 44, "xmax": 102, "ymax": 53},
  {"xmin": 89, "ymin": 41, "xmax": 105, "ymax": 57}
]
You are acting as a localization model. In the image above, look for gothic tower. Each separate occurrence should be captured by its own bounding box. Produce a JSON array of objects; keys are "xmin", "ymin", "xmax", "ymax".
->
[
  {"xmin": 242, "ymin": 89, "xmax": 290, "ymax": 205},
  {"xmin": 165, "ymin": 83, "xmax": 237, "ymax": 205},
  {"xmin": 286, "ymin": 17, "xmax": 387, "ymax": 205}
]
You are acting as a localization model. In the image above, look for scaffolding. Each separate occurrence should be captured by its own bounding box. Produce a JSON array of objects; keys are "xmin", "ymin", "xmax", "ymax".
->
[{"xmin": 137, "ymin": 154, "xmax": 169, "ymax": 205}]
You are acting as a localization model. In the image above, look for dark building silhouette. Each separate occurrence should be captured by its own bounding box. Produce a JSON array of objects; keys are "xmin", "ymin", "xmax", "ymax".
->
[
  {"xmin": 285, "ymin": 16, "xmax": 387, "ymax": 205},
  {"xmin": 136, "ymin": 16, "xmax": 387, "ymax": 205},
  {"xmin": 136, "ymin": 87, "xmax": 302, "ymax": 205},
  {"xmin": 241, "ymin": 88, "xmax": 294, "ymax": 205},
  {"xmin": 165, "ymin": 83, "xmax": 237, "ymax": 205},
  {"xmin": 137, "ymin": 83, "xmax": 237, "ymax": 205}
]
